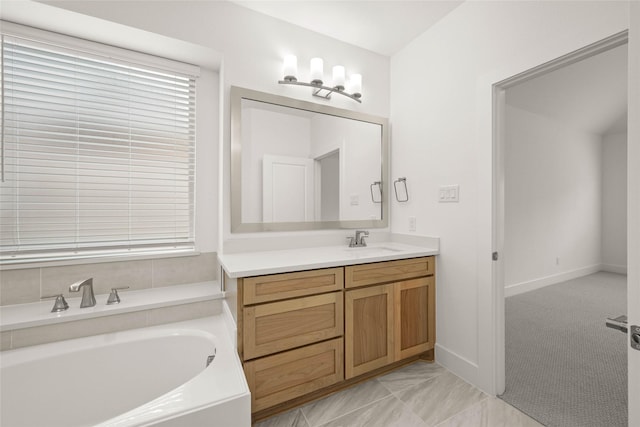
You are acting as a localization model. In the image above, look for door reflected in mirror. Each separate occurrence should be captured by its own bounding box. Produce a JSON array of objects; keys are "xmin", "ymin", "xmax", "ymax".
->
[{"xmin": 231, "ymin": 87, "xmax": 388, "ymax": 233}]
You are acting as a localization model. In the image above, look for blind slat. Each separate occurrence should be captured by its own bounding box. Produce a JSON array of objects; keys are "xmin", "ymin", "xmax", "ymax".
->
[{"xmin": 1, "ymin": 32, "xmax": 197, "ymax": 261}]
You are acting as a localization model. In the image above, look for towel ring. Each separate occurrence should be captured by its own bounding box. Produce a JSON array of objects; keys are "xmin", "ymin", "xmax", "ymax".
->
[
  {"xmin": 370, "ymin": 181, "xmax": 382, "ymax": 203},
  {"xmin": 394, "ymin": 177, "xmax": 409, "ymax": 202}
]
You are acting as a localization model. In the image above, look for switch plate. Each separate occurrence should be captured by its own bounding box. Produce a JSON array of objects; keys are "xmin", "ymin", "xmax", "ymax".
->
[
  {"xmin": 350, "ymin": 194, "xmax": 359, "ymax": 206},
  {"xmin": 438, "ymin": 185, "xmax": 460, "ymax": 203}
]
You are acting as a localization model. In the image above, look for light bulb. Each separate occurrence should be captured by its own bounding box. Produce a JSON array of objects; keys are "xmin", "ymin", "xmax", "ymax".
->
[
  {"xmin": 332, "ymin": 65, "xmax": 345, "ymax": 91},
  {"xmin": 310, "ymin": 58, "xmax": 324, "ymax": 85},
  {"xmin": 283, "ymin": 55, "xmax": 297, "ymax": 82},
  {"xmin": 350, "ymin": 74, "xmax": 362, "ymax": 98}
]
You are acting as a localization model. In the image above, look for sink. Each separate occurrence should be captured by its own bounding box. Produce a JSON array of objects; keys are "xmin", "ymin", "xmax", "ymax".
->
[{"xmin": 343, "ymin": 246, "xmax": 404, "ymax": 256}]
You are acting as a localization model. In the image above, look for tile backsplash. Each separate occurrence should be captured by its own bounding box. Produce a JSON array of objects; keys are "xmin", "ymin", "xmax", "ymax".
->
[{"xmin": 0, "ymin": 252, "xmax": 218, "ymax": 306}]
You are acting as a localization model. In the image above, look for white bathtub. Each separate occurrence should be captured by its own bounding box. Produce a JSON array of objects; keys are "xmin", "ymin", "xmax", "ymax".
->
[{"xmin": 0, "ymin": 315, "xmax": 251, "ymax": 427}]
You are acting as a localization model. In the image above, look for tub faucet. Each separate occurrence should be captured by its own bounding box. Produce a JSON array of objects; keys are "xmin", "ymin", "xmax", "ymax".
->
[{"xmin": 69, "ymin": 278, "xmax": 96, "ymax": 308}]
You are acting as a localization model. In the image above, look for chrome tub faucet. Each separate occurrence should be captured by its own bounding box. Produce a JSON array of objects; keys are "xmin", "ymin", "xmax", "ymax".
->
[{"xmin": 69, "ymin": 278, "xmax": 96, "ymax": 308}]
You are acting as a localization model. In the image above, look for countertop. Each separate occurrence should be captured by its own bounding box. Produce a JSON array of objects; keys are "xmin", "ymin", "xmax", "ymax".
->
[
  {"xmin": 0, "ymin": 281, "xmax": 221, "ymax": 332},
  {"xmin": 218, "ymin": 241, "xmax": 439, "ymax": 278}
]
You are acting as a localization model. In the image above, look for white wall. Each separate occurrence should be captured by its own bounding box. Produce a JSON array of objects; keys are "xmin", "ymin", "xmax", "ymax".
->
[
  {"xmin": 390, "ymin": 0, "xmax": 629, "ymax": 392},
  {"xmin": 504, "ymin": 105, "xmax": 603, "ymax": 294},
  {"xmin": 602, "ymin": 132, "xmax": 628, "ymax": 273}
]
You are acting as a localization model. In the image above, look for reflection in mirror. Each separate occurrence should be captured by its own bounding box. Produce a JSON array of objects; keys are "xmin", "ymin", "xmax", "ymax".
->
[{"xmin": 230, "ymin": 87, "xmax": 388, "ymax": 233}]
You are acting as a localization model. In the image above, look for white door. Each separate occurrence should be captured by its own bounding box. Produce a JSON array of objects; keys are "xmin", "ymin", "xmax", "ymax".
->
[{"xmin": 262, "ymin": 154, "xmax": 314, "ymax": 222}]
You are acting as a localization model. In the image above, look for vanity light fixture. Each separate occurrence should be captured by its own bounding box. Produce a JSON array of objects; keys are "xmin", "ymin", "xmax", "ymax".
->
[{"xmin": 279, "ymin": 55, "xmax": 362, "ymax": 103}]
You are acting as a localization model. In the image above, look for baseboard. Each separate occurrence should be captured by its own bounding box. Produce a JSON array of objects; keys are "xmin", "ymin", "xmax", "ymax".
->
[
  {"xmin": 505, "ymin": 264, "xmax": 601, "ymax": 297},
  {"xmin": 600, "ymin": 264, "xmax": 627, "ymax": 275},
  {"xmin": 435, "ymin": 343, "xmax": 480, "ymax": 389}
]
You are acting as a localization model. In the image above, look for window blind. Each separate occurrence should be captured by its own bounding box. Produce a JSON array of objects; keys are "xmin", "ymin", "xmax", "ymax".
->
[{"xmin": 0, "ymin": 34, "xmax": 196, "ymax": 263}]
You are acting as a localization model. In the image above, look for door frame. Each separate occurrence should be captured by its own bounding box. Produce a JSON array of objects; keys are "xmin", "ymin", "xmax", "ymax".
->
[{"xmin": 491, "ymin": 31, "xmax": 629, "ymax": 395}]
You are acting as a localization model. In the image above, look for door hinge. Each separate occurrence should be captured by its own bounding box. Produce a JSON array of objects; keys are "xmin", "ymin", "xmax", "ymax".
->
[{"xmin": 492, "ymin": 252, "xmax": 499, "ymax": 261}]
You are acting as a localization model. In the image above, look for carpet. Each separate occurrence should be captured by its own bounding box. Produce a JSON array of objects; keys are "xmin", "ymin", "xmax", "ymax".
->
[{"xmin": 499, "ymin": 272, "xmax": 627, "ymax": 427}]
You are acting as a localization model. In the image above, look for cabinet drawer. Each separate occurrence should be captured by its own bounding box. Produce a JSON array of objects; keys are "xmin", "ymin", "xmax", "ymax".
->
[
  {"xmin": 345, "ymin": 256, "xmax": 434, "ymax": 288},
  {"xmin": 243, "ymin": 267, "xmax": 344, "ymax": 305},
  {"xmin": 243, "ymin": 292, "xmax": 343, "ymax": 360},
  {"xmin": 244, "ymin": 338, "xmax": 344, "ymax": 412}
]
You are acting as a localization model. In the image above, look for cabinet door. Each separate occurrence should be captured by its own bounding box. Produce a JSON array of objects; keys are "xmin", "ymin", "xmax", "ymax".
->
[
  {"xmin": 345, "ymin": 284, "xmax": 394, "ymax": 379},
  {"xmin": 394, "ymin": 276, "xmax": 435, "ymax": 360},
  {"xmin": 243, "ymin": 292, "xmax": 343, "ymax": 360}
]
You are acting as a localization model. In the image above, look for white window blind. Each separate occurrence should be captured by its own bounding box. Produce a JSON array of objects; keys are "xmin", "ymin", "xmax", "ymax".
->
[{"xmin": 0, "ymin": 33, "xmax": 196, "ymax": 263}]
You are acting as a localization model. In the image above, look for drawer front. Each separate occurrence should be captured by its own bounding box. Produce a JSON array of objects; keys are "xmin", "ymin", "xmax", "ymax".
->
[
  {"xmin": 345, "ymin": 256, "xmax": 434, "ymax": 288},
  {"xmin": 243, "ymin": 292, "xmax": 343, "ymax": 360},
  {"xmin": 244, "ymin": 338, "xmax": 344, "ymax": 412},
  {"xmin": 243, "ymin": 267, "xmax": 344, "ymax": 305}
]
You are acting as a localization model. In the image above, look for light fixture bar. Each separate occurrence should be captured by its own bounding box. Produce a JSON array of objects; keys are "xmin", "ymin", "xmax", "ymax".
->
[{"xmin": 278, "ymin": 80, "xmax": 362, "ymax": 103}]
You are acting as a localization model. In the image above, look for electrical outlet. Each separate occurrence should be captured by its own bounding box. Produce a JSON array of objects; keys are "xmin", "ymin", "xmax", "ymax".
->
[
  {"xmin": 350, "ymin": 194, "xmax": 359, "ymax": 206},
  {"xmin": 408, "ymin": 216, "xmax": 416, "ymax": 232}
]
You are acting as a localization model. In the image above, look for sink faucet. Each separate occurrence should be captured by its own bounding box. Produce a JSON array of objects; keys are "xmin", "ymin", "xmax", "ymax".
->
[
  {"xmin": 347, "ymin": 230, "xmax": 369, "ymax": 247},
  {"xmin": 355, "ymin": 230, "xmax": 369, "ymax": 247},
  {"xmin": 69, "ymin": 278, "xmax": 96, "ymax": 308}
]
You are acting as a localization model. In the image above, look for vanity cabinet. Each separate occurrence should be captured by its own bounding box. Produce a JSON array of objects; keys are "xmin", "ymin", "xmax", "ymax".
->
[
  {"xmin": 344, "ymin": 257, "xmax": 435, "ymax": 378},
  {"xmin": 236, "ymin": 256, "xmax": 435, "ymax": 416},
  {"xmin": 238, "ymin": 267, "xmax": 345, "ymax": 412}
]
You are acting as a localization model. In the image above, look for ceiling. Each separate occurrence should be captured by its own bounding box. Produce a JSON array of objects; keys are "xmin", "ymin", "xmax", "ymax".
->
[
  {"xmin": 232, "ymin": 0, "xmax": 464, "ymax": 56},
  {"xmin": 506, "ymin": 44, "xmax": 628, "ymax": 136}
]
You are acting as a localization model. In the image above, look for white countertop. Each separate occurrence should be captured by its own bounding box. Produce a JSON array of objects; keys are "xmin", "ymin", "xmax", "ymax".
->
[
  {"xmin": 219, "ymin": 241, "xmax": 439, "ymax": 278},
  {"xmin": 0, "ymin": 281, "xmax": 221, "ymax": 332}
]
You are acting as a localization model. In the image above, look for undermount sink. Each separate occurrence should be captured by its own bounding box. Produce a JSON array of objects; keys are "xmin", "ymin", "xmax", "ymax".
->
[{"xmin": 343, "ymin": 245, "xmax": 404, "ymax": 255}]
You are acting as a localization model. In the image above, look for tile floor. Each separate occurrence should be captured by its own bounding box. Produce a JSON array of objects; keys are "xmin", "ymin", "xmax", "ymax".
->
[{"xmin": 254, "ymin": 361, "xmax": 543, "ymax": 427}]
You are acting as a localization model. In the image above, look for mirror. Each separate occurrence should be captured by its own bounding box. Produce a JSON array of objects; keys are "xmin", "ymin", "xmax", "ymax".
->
[{"xmin": 230, "ymin": 86, "xmax": 389, "ymax": 233}]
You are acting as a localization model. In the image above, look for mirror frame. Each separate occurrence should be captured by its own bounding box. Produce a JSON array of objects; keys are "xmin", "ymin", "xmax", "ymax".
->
[{"xmin": 230, "ymin": 86, "xmax": 389, "ymax": 233}]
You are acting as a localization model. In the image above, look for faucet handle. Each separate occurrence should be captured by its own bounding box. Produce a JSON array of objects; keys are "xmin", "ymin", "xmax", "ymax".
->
[
  {"xmin": 41, "ymin": 294, "xmax": 69, "ymax": 313},
  {"xmin": 346, "ymin": 236, "xmax": 356, "ymax": 247},
  {"xmin": 107, "ymin": 286, "xmax": 129, "ymax": 305}
]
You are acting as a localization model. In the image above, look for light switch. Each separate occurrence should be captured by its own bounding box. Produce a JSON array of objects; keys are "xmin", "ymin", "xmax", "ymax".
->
[{"xmin": 439, "ymin": 185, "xmax": 460, "ymax": 203}]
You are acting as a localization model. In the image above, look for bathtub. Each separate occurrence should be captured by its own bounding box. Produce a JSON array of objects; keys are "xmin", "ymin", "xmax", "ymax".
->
[{"xmin": 0, "ymin": 315, "xmax": 251, "ymax": 427}]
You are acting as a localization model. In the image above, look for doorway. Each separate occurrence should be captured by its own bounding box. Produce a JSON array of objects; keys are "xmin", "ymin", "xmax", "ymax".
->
[{"xmin": 493, "ymin": 32, "xmax": 629, "ymax": 426}]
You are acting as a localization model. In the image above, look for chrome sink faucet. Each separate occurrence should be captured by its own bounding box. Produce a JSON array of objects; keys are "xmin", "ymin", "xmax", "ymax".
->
[
  {"xmin": 347, "ymin": 230, "xmax": 369, "ymax": 247},
  {"xmin": 69, "ymin": 278, "xmax": 96, "ymax": 308}
]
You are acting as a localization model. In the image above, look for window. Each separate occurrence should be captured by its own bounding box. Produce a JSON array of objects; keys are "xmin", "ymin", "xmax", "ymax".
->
[{"xmin": 0, "ymin": 27, "xmax": 197, "ymax": 263}]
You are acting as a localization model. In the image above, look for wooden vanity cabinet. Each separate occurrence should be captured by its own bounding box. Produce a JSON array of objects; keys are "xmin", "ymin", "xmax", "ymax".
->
[
  {"xmin": 238, "ymin": 256, "xmax": 435, "ymax": 415},
  {"xmin": 238, "ymin": 267, "xmax": 345, "ymax": 413},
  {"xmin": 344, "ymin": 257, "xmax": 435, "ymax": 378}
]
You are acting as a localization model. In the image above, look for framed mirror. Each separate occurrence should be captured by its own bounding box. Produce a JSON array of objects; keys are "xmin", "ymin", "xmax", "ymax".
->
[{"xmin": 230, "ymin": 86, "xmax": 389, "ymax": 233}]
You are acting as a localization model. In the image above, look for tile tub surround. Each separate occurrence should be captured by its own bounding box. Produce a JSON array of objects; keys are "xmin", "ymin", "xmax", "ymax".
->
[
  {"xmin": 0, "ymin": 252, "xmax": 218, "ymax": 306},
  {"xmin": 255, "ymin": 362, "xmax": 543, "ymax": 427},
  {"xmin": 1, "ymin": 282, "xmax": 222, "ymax": 350}
]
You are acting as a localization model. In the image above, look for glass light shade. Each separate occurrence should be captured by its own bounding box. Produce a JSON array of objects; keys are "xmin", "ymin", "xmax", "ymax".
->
[
  {"xmin": 332, "ymin": 65, "xmax": 345, "ymax": 90},
  {"xmin": 350, "ymin": 74, "xmax": 362, "ymax": 98},
  {"xmin": 310, "ymin": 58, "xmax": 323, "ymax": 85},
  {"xmin": 283, "ymin": 55, "xmax": 297, "ymax": 82}
]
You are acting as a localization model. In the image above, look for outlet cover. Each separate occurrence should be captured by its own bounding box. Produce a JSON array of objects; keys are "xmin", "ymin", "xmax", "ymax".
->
[{"xmin": 408, "ymin": 216, "xmax": 416, "ymax": 232}]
